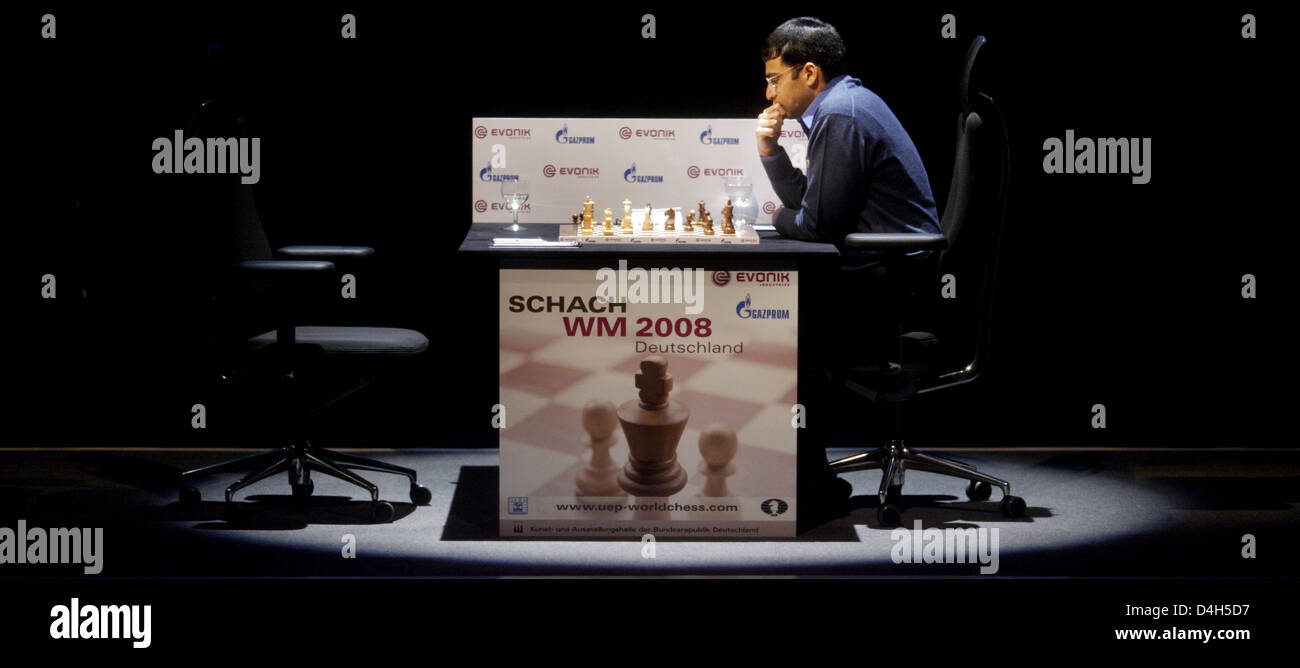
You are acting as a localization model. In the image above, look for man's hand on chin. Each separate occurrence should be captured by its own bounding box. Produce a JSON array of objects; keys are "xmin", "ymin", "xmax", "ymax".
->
[{"xmin": 755, "ymin": 103, "xmax": 787, "ymax": 158}]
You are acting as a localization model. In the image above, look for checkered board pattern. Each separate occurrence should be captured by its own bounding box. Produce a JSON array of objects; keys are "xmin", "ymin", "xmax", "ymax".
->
[{"xmin": 498, "ymin": 328, "xmax": 799, "ymax": 523}]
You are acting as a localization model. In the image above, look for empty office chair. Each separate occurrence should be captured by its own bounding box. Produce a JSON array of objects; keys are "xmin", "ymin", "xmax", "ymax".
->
[
  {"xmin": 176, "ymin": 97, "xmax": 430, "ymax": 523},
  {"xmin": 827, "ymin": 36, "xmax": 1021, "ymax": 526}
]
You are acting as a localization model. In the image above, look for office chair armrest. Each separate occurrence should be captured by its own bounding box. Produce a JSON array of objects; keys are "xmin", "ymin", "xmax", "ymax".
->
[
  {"xmin": 275, "ymin": 246, "xmax": 375, "ymax": 260},
  {"xmin": 236, "ymin": 260, "xmax": 336, "ymax": 276},
  {"xmin": 843, "ymin": 233, "xmax": 947, "ymax": 253},
  {"xmin": 235, "ymin": 260, "xmax": 337, "ymax": 297}
]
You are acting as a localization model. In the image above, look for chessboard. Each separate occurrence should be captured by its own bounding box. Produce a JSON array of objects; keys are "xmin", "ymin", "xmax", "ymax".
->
[
  {"xmin": 498, "ymin": 326, "xmax": 798, "ymax": 509},
  {"xmin": 558, "ymin": 199, "xmax": 761, "ymax": 244}
]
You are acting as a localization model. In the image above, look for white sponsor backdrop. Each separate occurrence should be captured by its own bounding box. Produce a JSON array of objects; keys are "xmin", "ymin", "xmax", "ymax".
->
[{"xmin": 472, "ymin": 118, "xmax": 809, "ymax": 224}]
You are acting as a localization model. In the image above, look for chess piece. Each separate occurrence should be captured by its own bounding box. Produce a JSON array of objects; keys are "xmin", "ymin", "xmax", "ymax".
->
[
  {"xmin": 697, "ymin": 201, "xmax": 708, "ymax": 225},
  {"xmin": 622, "ymin": 200, "xmax": 634, "ymax": 233},
  {"xmin": 721, "ymin": 200, "xmax": 735, "ymax": 235},
  {"xmin": 664, "ymin": 208, "xmax": 676, "ymax": 231},
  {"xmin": 697, "ymin": 424, "xmax": 738, "ymax": 497},
  {"xmin": 703, "ymin": 213, "xmax": 715, "ymax": 236},
  {"xmin": 576, "ymin": 399, "xmax": 624, "ymax": 496},
  {"xmin": 617, "ymin": 356, "xmax": 689, "ymax": 497},
  {"xmin": 642, "ymin": 204, "xmax": 654, "ymax": 231},
  {"xmin": 581, "ymin": 196, "xmax": 595, "ymax": 235},
  {"xmin": 684, "ymin": 210, "xmax": 695, "ymax": 232},
  {"xmin": 603, "ymin": 208, "xmax": 615, "ymax": 235}
]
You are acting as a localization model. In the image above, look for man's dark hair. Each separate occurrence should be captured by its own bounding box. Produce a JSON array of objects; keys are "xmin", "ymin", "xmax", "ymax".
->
[{"xmin": 762, "ymin": 17, "xmax": 847, "ymax": 80}]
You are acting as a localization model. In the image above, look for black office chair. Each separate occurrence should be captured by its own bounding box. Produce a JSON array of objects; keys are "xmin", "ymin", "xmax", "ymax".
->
[
  {"xmin": 176, "ymin": 100, "xmax": 431, "ymax": 523},
  {"xmin": 827, "ymin": 36, "xmax": 1022, "ymax": 526}
]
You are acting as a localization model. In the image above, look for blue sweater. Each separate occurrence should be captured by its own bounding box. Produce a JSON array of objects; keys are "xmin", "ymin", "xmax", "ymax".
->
[{"xmin": 762, "ymin": 75, "xmax": 940, "ymax": 247}]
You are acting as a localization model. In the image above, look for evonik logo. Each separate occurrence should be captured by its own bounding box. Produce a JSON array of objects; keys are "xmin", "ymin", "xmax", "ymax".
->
[
  {"xmin": 700, "ymin": 125, "xmax": 740, "ymax": 146},
  {"xmin": 543, "ymin": 164, "xmax": 600, "ymax": 178},
  {"xmin": 555, "ymin": 124, "xmax": 596, "ymax": 145},
  {"xmin": 687, "ymin": 166, "xmax": 745, "ymax": 179},
  {"xmin": 619, "ymin": 126, "xmax": 676, "ymax": 140},
  {"xmin": 474, "ymin": 125, "xmax": 531, "ymax": 139}
]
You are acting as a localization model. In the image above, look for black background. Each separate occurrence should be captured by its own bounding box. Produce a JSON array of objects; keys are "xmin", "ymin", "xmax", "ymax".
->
[{"xmin": 10, "ymin": 4, "xmax": 1282, "ymax": 450}]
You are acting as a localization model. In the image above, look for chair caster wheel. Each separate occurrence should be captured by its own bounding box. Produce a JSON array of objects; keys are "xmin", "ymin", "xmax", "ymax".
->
[
  {"xmin": 291, "ymin": 481, "xmax": 314, "ymax": 504},
  {"xmin": 832, "ymin": 477, "xmax": 852, "ymax": 502},
  {"xmin": 372, "ymin": 501, "xmax": 395, "ymax": 522},
  {"xmin": 877, "ymin": 503, "xmax": 902, "ymax": 527},
  {"xmin": 224, "ymin": 503, "xmax": 246, "ymax": 524},
  {"xmin": 409, "ymin": 484, "xmax": 432, "ymax": 506},
  {"xmin": 967, "ymin": 480, "xmax": 992, "ymax": 501},
  {"xmin": 886, "ymin": 484, "xmax": 902, "ymax": 505},
  {"xmin": 179, "ymin": 486, "xmax": 200, "ymax": 505},
  {"xmin": 1001, "ymin": 495, "xmax": 1026, "ymax": 518}
]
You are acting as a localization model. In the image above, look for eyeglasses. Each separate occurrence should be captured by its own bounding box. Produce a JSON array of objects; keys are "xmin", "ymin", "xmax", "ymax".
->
[{"xmin": 764, "ymin": 63, "xmax": 802, "ymax": 89}]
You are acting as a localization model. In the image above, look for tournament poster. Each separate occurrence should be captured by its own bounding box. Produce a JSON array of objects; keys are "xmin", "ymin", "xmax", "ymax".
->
[{"xmin": 498, "ymin": 265, "xmax": 799, "ymax": 537}]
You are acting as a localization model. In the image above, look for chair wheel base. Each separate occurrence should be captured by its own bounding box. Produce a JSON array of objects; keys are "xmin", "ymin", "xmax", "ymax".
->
[
  {"xmin": 410, "ymin": 484, "xmax": 432, "ymax": 506},
  {"xmin": 886, "ymin": 484, "xmax": 902, "ymax": 505},
  {"xmin": 1001, "ymin": 495, "xmax": 1026, "ymax": 517},
  {"xmin": 179, "ymin": 486, "xmax": 200, "ymax": 506},
  {"xmin": 372, "ymin": 501, "xmax": 395, "ymax": 522},
  {"xmin": 877, "ymin": 503, "xmax": 902, "ymax": 526},
  {"xmin": 967, "ymin": 480, "xmax": 992, "ymax": 501}
]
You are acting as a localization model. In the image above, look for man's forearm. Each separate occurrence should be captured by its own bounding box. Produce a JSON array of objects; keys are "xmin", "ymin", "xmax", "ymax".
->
[
  {"xmin": 760, "ymin": 148, "xmax": 807, "ymax": 210},
  {"xmin": 772, "ymin": 206, "xmax": 817, "ymax": 240}
]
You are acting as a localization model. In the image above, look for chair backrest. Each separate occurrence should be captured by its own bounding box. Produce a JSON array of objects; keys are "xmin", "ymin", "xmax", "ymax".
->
[
  {"xmin": 189, "ymin": 102, "xmax": 274, "ymax": 264},
  {"xmin": 922, "ymin": 35, "xmax": 1010, "ymax": 393},
  {"xmin": 938, "ymin": 35, "xmax": 985, "ymax": 261}
]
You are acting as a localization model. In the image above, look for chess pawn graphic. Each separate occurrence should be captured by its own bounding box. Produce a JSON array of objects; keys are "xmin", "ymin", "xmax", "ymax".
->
[
  {"xmin": 697, "ymin": 424, "xmax": 738, "ymax": 497},
  {"xmin": 603, "ymin": 208, "xmax": 615, "ymax": 235},
  {"xmin": 703, "ymin": 213, "xmax": 715, "ymax": 236},
  {"xmin": 617, "ymin": 356, "xmax": 689, "ymax": 497},
  {"xmin": 575, "ymin": 399, "xmax": 624, "ymax": 497},
  {"xmin": 622, "ymin": 199, "xmax": 634, "ymax": 234},
  {"xmin": 642, "ymin": 203, "xmax": 654, "ymax": 231},
  {"xmin": 683, "ymin": 210, "xmax": 695, "ymax": 232}
]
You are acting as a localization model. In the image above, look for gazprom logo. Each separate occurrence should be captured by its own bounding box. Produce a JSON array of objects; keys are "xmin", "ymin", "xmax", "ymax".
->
[
  {"xmin": 479, "ymin": 163, "xmax": 520, "ymax": 183},
  {"xmin": 735, "ymin": 294, "xmax": 790, "ymax": 320},
  {"xmin": 700, "ymin": 125, "xmax": 740, "ymax": 146},
  {"xmin": 623, "ymin": 163, "xmax": 664, "ymax": 184},
  {"xmin": 555, "ymin": 124, "xmax": 595, "ymax": 145}
]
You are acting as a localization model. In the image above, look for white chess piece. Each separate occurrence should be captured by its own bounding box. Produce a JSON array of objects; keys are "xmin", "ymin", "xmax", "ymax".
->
[
  {"xmin": 697, "ymin": 423, "xmax": 738, "ymax": 497},
  {"xmin": 576, "ymin": 399, "xmax": 624, "ymax": 496}
]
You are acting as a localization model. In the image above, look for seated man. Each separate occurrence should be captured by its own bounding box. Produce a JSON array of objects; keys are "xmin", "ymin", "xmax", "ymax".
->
[
  {"xmin": 756, "ymin": 16, "xmax": 940, "ymax": 249},
  {"xmin": 755, "ymin": 18, "xmax": 941, "ymax": 526}
]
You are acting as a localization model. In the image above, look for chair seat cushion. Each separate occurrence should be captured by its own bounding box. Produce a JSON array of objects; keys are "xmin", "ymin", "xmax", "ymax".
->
[{"xmin": 246, "ymin": 326, "xmax": 429, "ymax": 357}]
